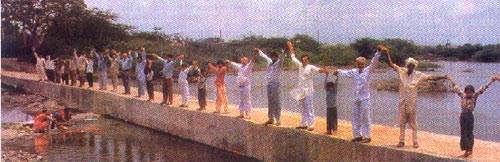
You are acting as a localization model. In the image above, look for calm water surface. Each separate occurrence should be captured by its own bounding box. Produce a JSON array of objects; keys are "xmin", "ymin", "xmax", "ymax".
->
[{"xmin": 1, "ymin": 109, "xmax": 258, "ymax": 162}]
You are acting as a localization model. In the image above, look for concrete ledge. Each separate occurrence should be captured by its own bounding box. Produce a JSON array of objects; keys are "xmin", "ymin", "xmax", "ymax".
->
[{"xmin": 1, "ymin": 74, "xmax": 466, "ymax": 161}]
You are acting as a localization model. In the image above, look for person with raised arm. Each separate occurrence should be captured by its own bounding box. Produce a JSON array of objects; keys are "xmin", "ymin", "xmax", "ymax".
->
[
  {"xmin": 178, "ymin": 60, "xmax": 197, "ymax": 107},
  {"xmin": 145, "ymin": 57, "xmax": 155, "ymax": 102},
  {"xmin": 226, "ymin": 54, "xmax": 255, "ymax": 119},
  {"xmin": 257, "ymin": 47, "xmax": 285, "ymax": 126},
  {"xmin": 134, "ymin": 47, "xmax": 148, "ymax": 98},
  {"xmin": 44, "ymin": 53, "xmax": 55, "ymax": 82},
  {"xmin": 95, "ymin": 48, "xmax": 110, "ymax": 90},
  {"xmin": 333, "ymin": 45, "xmax": 384, "ymax": 143},
  {"xmin": 117, "ymin": 50, "xmax": 134, "ymax": 94},
  {"xmin": 108, "ymin": 50, "xmax": 120, "ymax": 92},
  {"xmin": 85, "ymin": 49, "xmax": 96, "ymax": 88},
  {"xmin": 69, "ymin": 50, "xmax": 79, "ymax": 86},
  {"xmin": 208, "ymin": 60, "xmax": 229, "ymax": 114},
  {"xmin": 76, "ymin": 49, "xmax": 87, "ymax": 87},
  {"xmin": 446, "ymin": 76, "xmax": 490, "ymax": 157},
  {"xmin": 32, "ymin": 47, "xmax": 47, "ymax": 81},
  {"xmin": 386, "ymin": 49, "xmax": 448, "ymax": 148},
  {"xmin": 153, "ymin": 53, "xmax": 184, "ymax": 106},
  {"xmin": 288, "ymin": 41, "xmax": 328, "ymax": 131}
]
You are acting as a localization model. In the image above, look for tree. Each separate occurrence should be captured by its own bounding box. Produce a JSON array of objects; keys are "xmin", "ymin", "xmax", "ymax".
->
[
  {"xmin": 350, "ymin": 37, "xmax": 381, "ymax": 58},
  {"xmin": 2, "ymin": 0, "xmax": 87, "ymax": 49},
  {"xmin": 291, "ymin": 34, "xmax": 321, "ymax": 53}
]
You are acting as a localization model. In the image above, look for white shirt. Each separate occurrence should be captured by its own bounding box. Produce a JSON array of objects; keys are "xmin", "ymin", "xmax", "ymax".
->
[
  {"xmin": 77, "ymin": 56, "xmax": 86, "ymax": 71},
  {"xmin": 230, "ymin": 60, "xmax": 254, "ymax": 86},
  {"xmin": 44, "ymin": 58, "xmax": 55, "ymax": 70},
  {"xmin": 290, "ymin": 53, "xmax": 321, "ymax": 96},
  {"xmin": 86, "ymin": 60, "xmax": 94, "ymax": 73},
  {"xmin": 258, "ymin": 50, "xmax": 282, "ymax": 84},
  {"xmin": 36, "ymin": 57, "xmax": 45, "ymax": 68},
  {"xmin": 393, "ymin": 64, "xmax": 430, "ymax": 103},
  {"xmin": 178, "ymin": 65, "xmax": 193, "ymax": 84},
  {"xmin": 337, "ymin": 52, "xmax": 381, "ymax": 101}
]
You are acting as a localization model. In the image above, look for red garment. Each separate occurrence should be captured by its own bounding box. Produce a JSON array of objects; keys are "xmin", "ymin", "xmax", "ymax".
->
[{"xmin": 34, "ymin": 113, "xmax": 51, "ymax": 133}]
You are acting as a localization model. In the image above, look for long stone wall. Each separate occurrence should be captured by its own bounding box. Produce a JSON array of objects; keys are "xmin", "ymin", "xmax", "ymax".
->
[{"xmin": 1, "ymin": 74, "xmax": 464, "ymax": 161}]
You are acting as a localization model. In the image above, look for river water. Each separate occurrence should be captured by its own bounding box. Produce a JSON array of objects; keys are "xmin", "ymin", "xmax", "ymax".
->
[
  {"xmin": 184, "ymin": 61, "xmax": 499, "ymax": 142},
  {"xmin": 1, "ymin": 109, "xmax": 258, "ymax": 161}
]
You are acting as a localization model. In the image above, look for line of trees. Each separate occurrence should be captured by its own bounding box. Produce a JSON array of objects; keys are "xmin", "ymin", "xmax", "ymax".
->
[{"xmin": 2, "ymin": 0, "xmax": 500, "ymax": 71}]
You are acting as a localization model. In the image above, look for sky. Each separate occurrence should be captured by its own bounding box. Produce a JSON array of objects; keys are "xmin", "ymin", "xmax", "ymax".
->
[{"xmin": 84, "ymin": 0, "xmax": 500, "ymax": 45}]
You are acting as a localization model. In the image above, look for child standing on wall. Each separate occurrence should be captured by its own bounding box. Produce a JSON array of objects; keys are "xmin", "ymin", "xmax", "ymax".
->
[
  {"xmin": 325, "ymin": 71, "xmax": 339, "ymax": 135},
  {"xmin": 447, "ymin": 76, "xmax": 493, "ymax": 158},
  {"xmin": 197, "ymin": 68, "xmax": 208, "ymax": 111}
]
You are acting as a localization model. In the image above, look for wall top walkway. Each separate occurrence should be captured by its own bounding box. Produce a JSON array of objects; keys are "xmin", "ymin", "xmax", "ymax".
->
[{"xmin": 2, "ymin": 70, "xmax": 499, "ymax": 161}]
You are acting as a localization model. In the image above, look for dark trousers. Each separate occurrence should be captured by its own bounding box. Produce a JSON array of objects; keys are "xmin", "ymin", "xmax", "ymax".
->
[
  {"xmin": 121, "ymin": 70, "xmax": 131, "ymax": 94},
  {"xmin": 45, "ymin": 69, "xmax": 55, "ymax": 82},
  {"xmin": 62, "ymin": 73, "xmax": 69, "ymax": 85},
  {"xmin": 460, "ymin": 112, "xmax": 474, "ymax": 151},
  {"xmin": 69, "ymin": 70, "xmax": 77, "ymax": 86},
  {"xmin": 55, "ymin": 72, "xmax": 62, "ymax": 83},
  {"xmin": 162, "ymin": 78, "xmax": 174, "ymax": 104},
  {"xmin": 147, "ymin": 81, "xmax": 154, "ymax": 100},
  {"xmin": 327, "ymin": 106, "xmax": 338, "ymax": 131},
  {"xmin": 79, "ymin": 70, "xmax": 86, "ymax": 87},
  {"xmin": 86, "ymin": 72, "xmax": 94, "ymax": 87},
  {"xmin": 198, "ymin": 88, "xmax": 207, "ymax": 107}
]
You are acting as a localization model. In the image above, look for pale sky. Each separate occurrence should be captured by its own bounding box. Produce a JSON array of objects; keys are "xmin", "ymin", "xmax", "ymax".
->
[{"xmin": 85, "ymin": 0, "xmax": 500, "ymax": 45}]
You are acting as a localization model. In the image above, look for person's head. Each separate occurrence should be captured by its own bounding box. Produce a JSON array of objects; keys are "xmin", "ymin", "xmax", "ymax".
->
[
  {"xmin": 181, "ymin": 63, "xmax": 188, "ymax": 70},
  {"xmin": 405, "ymin": 57, "xmax": 419, "ymax": 71},
  {"xmin": 41, "ymin": 108, "xmax": 47, "ymax": 114},
  {"xmin": 147, "ymin": 58, "xmax": 153, "ymax": 66},
  {"xmin": 192, "ymin": 59, "xmax": 199, "ymax": 67},
  {"xmin": 104, "ymin": 48, "xmax": 110, "ymax": 54},
  {"xmin": 122, "ymin": 51, "xmax": 129, "ymax": 58},
  {"xmin": 166, "ymin": 54, "xmax": 174, "ymax": 62},
  {"xmin": 137, "ymin": 54, "xmax": 143, "ymax": 62},
  {"xmin": 200, "ymin": 68, "xmax": 207, "ymax": 76},
  {"xmin": 240, "ymin": 56, "xmax": 249, "ymax": 65},
  {"xmin": 270, "ymin": 52, "xmax": 279, "ymax": 63},
  {"xmin": 356, "ymin": 57, "xmax": 367, "ymax": 68},
  {"xmin": 45, "ymin": 54, "xmax": 51, "ymax": 60},
  {"xmin": 111, "ymin": 53, "xmax": 117, "ymax": 59},
  {"xmin": 326, "ymin": 82, "xmax": 336, "ymax": 91},
  {"xmin": 216, "ymin": 60, "xmax": 224, "ymax": 68},
  {"xmin": 464, "ymin": 85, "xmax": 475, "ymax": 98},
  {"xmin": 301, "ymin": 55, "xmax": 310, "ymax": 65}
]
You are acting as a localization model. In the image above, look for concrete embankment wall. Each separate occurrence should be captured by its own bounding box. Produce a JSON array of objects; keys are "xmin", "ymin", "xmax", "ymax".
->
[{"xmin": 2, "ymin": 75, "xmax": 462, "ymax": 161}]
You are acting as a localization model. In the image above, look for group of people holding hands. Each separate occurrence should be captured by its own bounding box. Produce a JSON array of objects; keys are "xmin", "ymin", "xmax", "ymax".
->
[{"xmin": 32, "ymin": 41, "xmax": 499, "ymax": 158}]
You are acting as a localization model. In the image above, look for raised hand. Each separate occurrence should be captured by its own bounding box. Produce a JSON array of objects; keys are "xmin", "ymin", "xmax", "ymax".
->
[
  {"xmin": 253, "ymin": 48, "xmax": 260, "ymax": 53},
  {"xmin": 377, "ymin": 45, "xmax": 387, "ymax": 52},
  {"xmin": 225, "ymin": 59, "xmax": 231, "ymax": 63}
]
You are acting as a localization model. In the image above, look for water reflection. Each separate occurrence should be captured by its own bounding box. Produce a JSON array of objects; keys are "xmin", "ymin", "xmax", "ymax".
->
[{"xmin": 2, "ymin": 118, "xmax": 258, "ymax": 162}]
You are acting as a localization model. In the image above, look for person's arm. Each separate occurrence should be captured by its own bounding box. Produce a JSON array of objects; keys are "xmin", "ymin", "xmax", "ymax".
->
[
  {"xmin": 141, "ymin": 51, "xmax": 147, "ymax": 64},
  {"xmin": 208, "ymin": 63, "xmax": 218, "ymax": 72},
  {"xmin": 427, "ymin": 74, "xmax": 448, "ymax": 81},
  {"xmin": 447, "ymin": 76, "xmax": 464, "ymax": 97},
  {"xmin": 256, "ymin": 48, "xmax": 272, "ymax": 64},
  {"xmin": 487, "ymin": 76, "xmax": 500, "ymax": 87},
  {"xmin": 385, "ymin": 47, "xmax": 397, "ymax": 70},
  {"xmin": 32, "ymin": 47, "xmax": 40, "ymax": 59},
  {"xmin": 366, "ymin": 45, "xmax": 384, "ymax": 72},
  {"xmin": 73, "ymin": 48, "xmax": 78, "ymax": 58},
  {"xmin": 334, "ymin": 69, "xmax": 354, "ymax": 77}
]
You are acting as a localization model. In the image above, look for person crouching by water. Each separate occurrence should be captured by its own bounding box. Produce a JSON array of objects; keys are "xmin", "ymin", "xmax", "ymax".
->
[
  {"xmin": 50, "ymin": 108, "xmax": 73, "ymax": 130},
  {"xmin": 34, "ymin": 109, "xmax": 55, "ymax": 133}
]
